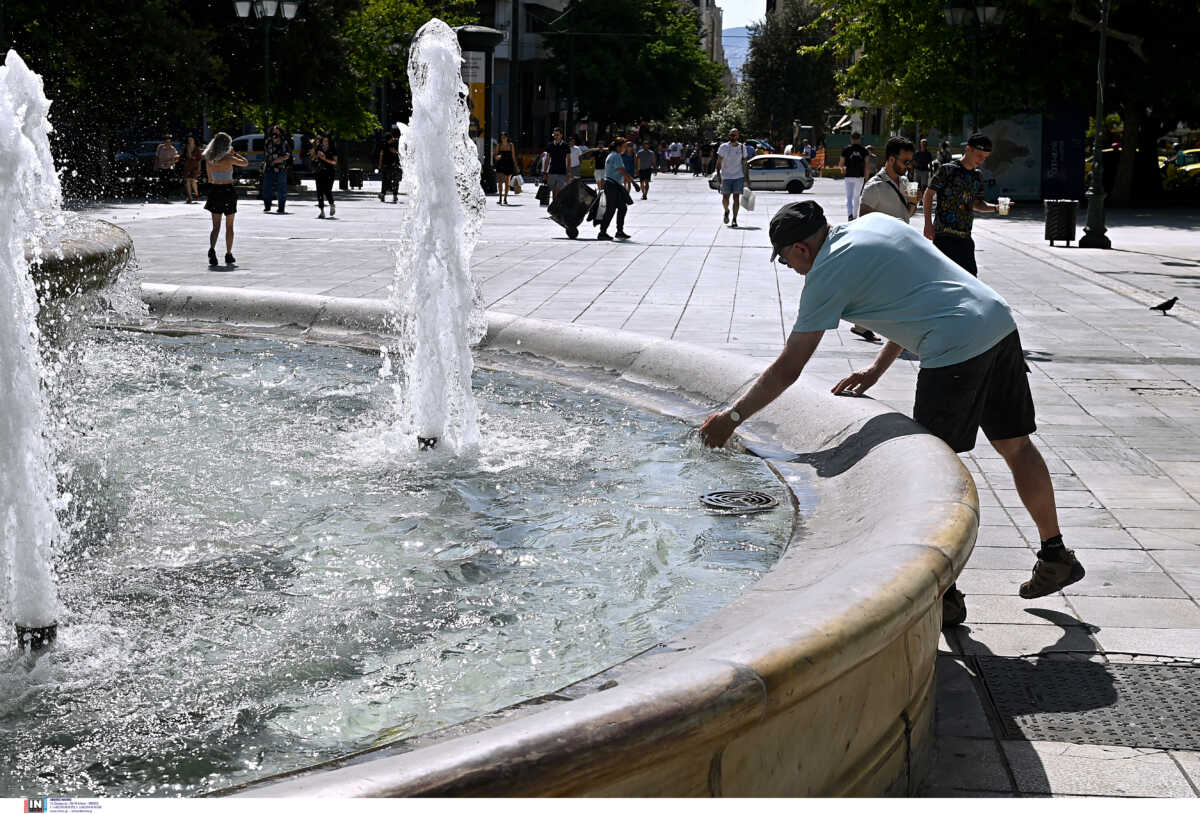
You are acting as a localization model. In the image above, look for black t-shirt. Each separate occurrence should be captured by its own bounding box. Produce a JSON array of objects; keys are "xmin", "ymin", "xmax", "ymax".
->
[
  {"xmin": 545, "ymin": 141, "xmax": 570, "ymax": 174},
  {"xmin": 842, "ymin": 143, "xmax": 869, "ymax": 177},
  {"xmin": 914, "ymin": 150, "xmax": 933, "ymax": 171},
  {"xmin": 315, "ymin": 146, "xmax": 338, "ymax": 175}
]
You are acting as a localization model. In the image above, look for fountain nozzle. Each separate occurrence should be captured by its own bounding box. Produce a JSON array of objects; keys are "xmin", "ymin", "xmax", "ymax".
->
[
  {"xmin": 417, "ymin": 436, "xmax": 438, "ymax": 451},
  {"xmin": 16, "ymin": 622, "xmax": 57, "ymax": 652}
]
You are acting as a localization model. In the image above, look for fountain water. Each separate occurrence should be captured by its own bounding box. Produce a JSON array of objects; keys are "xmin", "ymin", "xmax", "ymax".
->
[
  {"xmin": 385, "ymin": 19, "xmax": 487, "ymax": 454},
  {"xmin": 0, "ymin": 50, "xmax": 65, "ymax": 651}
]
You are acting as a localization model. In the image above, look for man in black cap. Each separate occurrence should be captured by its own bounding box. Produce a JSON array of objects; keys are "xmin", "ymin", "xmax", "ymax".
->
[
  {"xmin": 699, "ymin": 201, "xmax": 1085, "ymax": 627},
  {"xmin": 921, "ymin": 132, "xmax": 1004, "ymax": 276}
]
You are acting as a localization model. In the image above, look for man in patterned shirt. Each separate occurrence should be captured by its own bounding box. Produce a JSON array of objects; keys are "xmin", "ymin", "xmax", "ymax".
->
[{"xmin": 921, "ymin": 132, "xmax": 1003, "ymax": 276}]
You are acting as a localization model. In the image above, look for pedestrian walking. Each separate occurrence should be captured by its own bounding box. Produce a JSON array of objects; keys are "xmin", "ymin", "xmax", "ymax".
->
[
  {"xmin": 201, "ymin": 132, "xmax": 249, "ymax": 267},
  {"xmin": 839, "ymin": 131, "xmax": 870, "ymax": 220},
  {"xmin": 180, "ymin": 135, "xmax": 202, "ymax": 204},
  {"xmin": 621, "ymin": 140, "xmax": 636, "ymax": 193},
  {"xmin": 568, "ymin": 135, "xmax": 582, "ymax": 181},
  {"xmin": 700, "ymin": 201, "xmax": 1086, "ymax": 628},
  {"xmin": 378, "ymin": 129, "xmax": 400, "ymax": 204},
  {"xmin": 860, "ymin": 136, "xmax": 917, "ymax": 223},
  {"xmin": 849, "ymin": 136, "xmax": 920, "ymax": 343},
  {"xmin": 937, "ymin": 140, "xmax": 953, "ymax": 166},
  {"xmin": 154, "ymin": 133, "xmax": 179, "ymax": 197},
  {"xmin": 262, "ymin": 125, "xmax": 291, "ymax": 213},
  {"xmin": 494, "ymin": 131, "xmax": 517, "ymax": 205},
  {"xmin": 597, "ymin": 137, "xmax": 637, "ymax": 241},
  {"xmin": 635, "ymin": 140, "xmax": 656, "ymax": 200},
  {"xmin": 313, "ymin": 134, "xmax": 338, "ymax": 218},
  {"xmin": 542, "ymin": 126, "xmax": 571, "ymax": 202},
  {"xmin": 668, "ymin": 140, "xmax": 683, "ymax": 173},
  {"xmin": 914, "ymin": 138, "xmax": 933, "ymax": 194},
  {"xmin": 922, "ymin": 132, "xmax": 1003, "ymax": 276},
  {"xmin": 715, "ymin": 128, "xmax": 751, "ymax": 228}
]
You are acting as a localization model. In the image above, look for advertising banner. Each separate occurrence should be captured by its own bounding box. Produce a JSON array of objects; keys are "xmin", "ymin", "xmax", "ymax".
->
[{"xmin": 461, "ymin": 51, "xmax": 486, "ymax": 158}]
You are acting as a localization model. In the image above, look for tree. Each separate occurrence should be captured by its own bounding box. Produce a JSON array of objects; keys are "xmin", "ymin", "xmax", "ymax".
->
[
  {"xmin": 811, "ymin": 0, "xmax": 1200, "ymax": 204},
  {"xmin": 546, "ymin": 0, "xmax": 724, "ymax": 136},
  {"xmin": 741, "ymin": 0, "xmax": 837, "ymax": 145}
]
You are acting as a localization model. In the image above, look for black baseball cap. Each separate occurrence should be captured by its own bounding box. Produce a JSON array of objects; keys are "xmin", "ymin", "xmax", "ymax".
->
[
  {"xmin": 962, "ymin": 132, "xmax": 993, "ymax": 151},
  {"xmin": 769, "ymin": 201, "xmax": 826, "ymax": 262}
]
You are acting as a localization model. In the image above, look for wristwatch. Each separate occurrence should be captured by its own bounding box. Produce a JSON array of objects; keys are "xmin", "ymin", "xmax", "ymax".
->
[{"xmin": 728, "ymin": 408, "xmax": 743, "ymax": 424}]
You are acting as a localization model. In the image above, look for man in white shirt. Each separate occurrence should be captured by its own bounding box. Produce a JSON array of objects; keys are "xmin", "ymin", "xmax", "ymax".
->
[
  {"xmin": 860, "ymin": 136, "xmax": 917, "ymax": 223},
  {"xmin": 667, "ymin": 140, "xmax": 683, "ymax": 173},
  {"xmin": 568, "ymin": 135, "xmax": 582, "ymax": 180},
  {"xmin": 715, "ymin": 128, "xmax": 752, "ymax": 228}
]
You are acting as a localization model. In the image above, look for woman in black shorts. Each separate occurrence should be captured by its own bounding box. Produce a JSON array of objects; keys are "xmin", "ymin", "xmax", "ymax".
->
[
  {"xmin": 494, "ymin": 131, "xmax": 517, "ymax": 205},
  {"xmin": 201, "ymin": 132, "xmax": 248, "ymax": 267}
]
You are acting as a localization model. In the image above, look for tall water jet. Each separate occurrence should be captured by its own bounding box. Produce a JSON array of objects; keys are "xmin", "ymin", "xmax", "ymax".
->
[
  {"xmin": 386, "ymin": 19, "xmax": 487, "ymax": 453},
  {"xmin": 0, "ymin": 50, "xmax": 65, "ymax": 650}
]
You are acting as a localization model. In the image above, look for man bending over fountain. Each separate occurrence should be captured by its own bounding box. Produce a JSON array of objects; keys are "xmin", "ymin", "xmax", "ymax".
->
[{"xmin": 699, "ymin": 202, "xmax": 1085, "ymax": 628}]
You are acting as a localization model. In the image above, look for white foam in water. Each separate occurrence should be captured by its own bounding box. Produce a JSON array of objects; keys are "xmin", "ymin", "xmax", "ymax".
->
[
  {"xmin": 385, "ymin": 19, "xmax": 487, "ymax": 454},
  {"xmin": 0, "ymin": 50, "xmax": 64, "ymax": 632}
]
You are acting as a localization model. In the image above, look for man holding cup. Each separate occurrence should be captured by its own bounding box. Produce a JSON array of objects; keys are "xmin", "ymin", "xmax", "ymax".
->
[{"xmin": 921, "ymin": 132, "xmax": 1007, "ymax": 277}]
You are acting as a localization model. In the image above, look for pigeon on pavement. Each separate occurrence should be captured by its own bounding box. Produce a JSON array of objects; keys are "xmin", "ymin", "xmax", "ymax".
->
[{"xmin": 1151, "ymin": 296, "xmax": 1179, "ymax": 315}]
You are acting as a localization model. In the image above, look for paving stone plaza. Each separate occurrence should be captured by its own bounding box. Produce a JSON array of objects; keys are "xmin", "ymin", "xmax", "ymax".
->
[{"xmin": 92, "ymin": 174, "xmax": 1200, "ymax": 797}]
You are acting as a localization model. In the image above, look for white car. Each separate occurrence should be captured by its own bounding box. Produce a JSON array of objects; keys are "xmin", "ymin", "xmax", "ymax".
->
[{"xmin": 747, "ymin": 153, "xmax": 814, "ymax": 193}]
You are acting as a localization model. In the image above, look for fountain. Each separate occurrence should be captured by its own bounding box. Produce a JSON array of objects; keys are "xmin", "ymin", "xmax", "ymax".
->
[
  {"xmin": 0, "ymin": 49, "xmax": 64, "ymax": 651},
  {"xmin": 386, "ymin": 19, "xmax": 487, "ymax": 453},
  {"xmin": 0, "ymin": 21, "xmax": 979, "ymax": 798}
]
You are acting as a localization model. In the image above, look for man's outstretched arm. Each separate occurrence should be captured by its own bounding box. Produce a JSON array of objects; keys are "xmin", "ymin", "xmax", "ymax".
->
[
  {"xmin": 832, "ymin": 340, "xmax": 904, "ymax": 396},
  {"xmin": 699, "ymin": 330, "xmax": 823, "ymax": 448}
]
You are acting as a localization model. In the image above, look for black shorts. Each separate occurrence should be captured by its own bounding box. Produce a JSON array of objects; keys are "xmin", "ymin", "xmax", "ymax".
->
[
  {"xmin": 638, "ymin": 168, "xmax": 653, "ymax": 182},
  {"xmin": 204, "ymin": 184, "xmax": 238, "ymax": 215},
  {"xmin": 933, "ymin": 234, "xmax": 978, "ymax": 276},
  {"xmin": 913, "ymin": 330, "xmax": 1035, "ymax": 453}
]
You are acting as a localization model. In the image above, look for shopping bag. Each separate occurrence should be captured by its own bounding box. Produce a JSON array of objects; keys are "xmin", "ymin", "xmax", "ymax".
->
[
  {"xmin": 536, "ymin": 184, "xmax": 552, "ymax": 205},
  {"xmin": 708, "ymin": 173, "xmax": 721, "ymax": 191},
  {"xmin": 741, "ymin": 187, "xmax": 756, "ymax": 211},
  {"xmin": 511, "ymin": 175, "xmax": 523, "ymax": 193}
]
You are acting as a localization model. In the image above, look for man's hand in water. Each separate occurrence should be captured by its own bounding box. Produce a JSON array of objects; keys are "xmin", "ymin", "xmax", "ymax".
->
[{"xmin": 699, "ymin": 411, "xmax": 738, "ymax": 448}]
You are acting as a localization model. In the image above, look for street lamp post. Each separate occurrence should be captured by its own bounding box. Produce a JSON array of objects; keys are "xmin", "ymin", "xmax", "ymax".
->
[
  {"xmin": 233, "ymin": 0, "xmax": 301, "ymax": 133},
  {"xmin": 944, "ymin": 0, "xmax": 1005, "ymax": 132},
  {"xmin": 1078, "ymin": 0, "xmax": 1112, "ymax": 249}
]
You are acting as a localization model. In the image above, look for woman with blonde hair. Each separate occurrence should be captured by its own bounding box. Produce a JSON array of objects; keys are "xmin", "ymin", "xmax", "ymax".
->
[{"xmin": 202, "ymin": 132, "xmax": 249, "ymax": 267}]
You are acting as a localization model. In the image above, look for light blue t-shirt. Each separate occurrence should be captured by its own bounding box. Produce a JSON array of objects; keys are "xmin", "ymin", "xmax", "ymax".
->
[
  {"xmin": 604, "ymin": 150, "xmax": 625, "ymax": 182},
  {"xmin": 792, "ymin": 213, "xmax": 1016, "ymax": 368}
]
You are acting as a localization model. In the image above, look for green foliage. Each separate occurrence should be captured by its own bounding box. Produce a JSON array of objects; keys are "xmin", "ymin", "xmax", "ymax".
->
[
  {"xmin": 3, "ymin": 0, "xmax": 477, "ymax": 193},
  {"xmin": 741, "ymin": 0, "xmax": 837, "ymax": 143},
  {"xmin": 546, "ymin": 0, "xmax": 725, "ymax": 130}
]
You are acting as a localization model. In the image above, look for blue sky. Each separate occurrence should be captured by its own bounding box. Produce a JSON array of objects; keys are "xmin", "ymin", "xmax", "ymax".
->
[{"xmin": 716, "ymin": 0, "xmax": 765, "ymax": 30}]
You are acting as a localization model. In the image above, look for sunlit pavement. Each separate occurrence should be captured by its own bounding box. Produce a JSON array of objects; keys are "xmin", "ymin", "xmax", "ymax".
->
[{"xmin": 87, "ymin": 176, "xmax": 1200, "ymax": 797}]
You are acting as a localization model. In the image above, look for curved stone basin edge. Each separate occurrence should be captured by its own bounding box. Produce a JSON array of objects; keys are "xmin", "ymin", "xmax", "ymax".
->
[{"xmin": 134, "ymin": 283, "xmax": 978, "ymax": 797}]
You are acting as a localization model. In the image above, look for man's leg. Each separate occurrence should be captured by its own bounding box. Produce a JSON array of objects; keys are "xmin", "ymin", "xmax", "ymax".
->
[
  {"xmin": 615, "ymin": 198, "xmax": 627, "ymax": 235},
  {"xmin": 277, "ymin": 170, "xmax": 287, "ymax": 211},
  {"xmin": 851, "ymin": 177, "xmax": 864, "ymax": 217},
  {"xmin": 262, "ymin": 171, "xmax": 274, "ymax": 211},
  {"xmin": 599, "ymin": 183, "xmax": 618, "ymax": 235},
  {"xmin": 721, "ymin": 192, "xmax": 730, "ymax": 223},
  {"xmin": 730, "ymin": 188, "xmax": 740, "ymax": 224},
  {"xmin": 845, "ymin": 177, "xmax": 855, "ymax": 218},
  {"xmin": 991, "ymin": 435, "xmax": 1060, "ymax": 541}
]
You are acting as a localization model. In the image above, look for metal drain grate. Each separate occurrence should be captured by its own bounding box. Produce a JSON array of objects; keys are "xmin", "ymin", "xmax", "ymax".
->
[
  {"xmin": 975, "ymin": 656, "xmax": 1200, "ymax": 750},
  {"xmin": 699, "ymin": 490, "xmax": 779, "ymax": 514}
]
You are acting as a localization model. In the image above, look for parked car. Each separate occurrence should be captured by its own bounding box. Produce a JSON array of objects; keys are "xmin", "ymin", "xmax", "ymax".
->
[
  {"xmin": 114, "ymin": 140, "xmax": 164, "ymax": 176},
  {"xmin": 747, "ymin": 153, "xmax": 813, "ymax": 193},
  {"xmin": 745, "ymin": 138, "xmax": 774, "ymax": 155},
  {"xmin": 1162, "ymin": 148, "xmax": 1200, "ymax": 174}
]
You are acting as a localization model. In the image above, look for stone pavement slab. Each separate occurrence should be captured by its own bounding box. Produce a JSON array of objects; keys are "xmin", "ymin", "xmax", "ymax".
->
[{"xmin": 81, "ymin": 173, "xmax": 1200, "ymax": 797}]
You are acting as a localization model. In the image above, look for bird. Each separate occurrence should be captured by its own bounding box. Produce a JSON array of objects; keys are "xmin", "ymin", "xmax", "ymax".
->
[{"xmin": 1150, "ymin": 296, "xmax": 1179, "ymax": 316}]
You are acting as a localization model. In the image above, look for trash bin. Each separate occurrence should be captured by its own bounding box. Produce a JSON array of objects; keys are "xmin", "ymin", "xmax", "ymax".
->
[
  {"xmin": 1044, "ymin": 199, "xmax": 1078, "ymax": 246},
  {"xmin": 547, "ymin": 179, "xmax": 597, "ymax": 239},
  {"xmin": 348, "ymin": 168, "xmax": 364, "ymax": 189}
]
